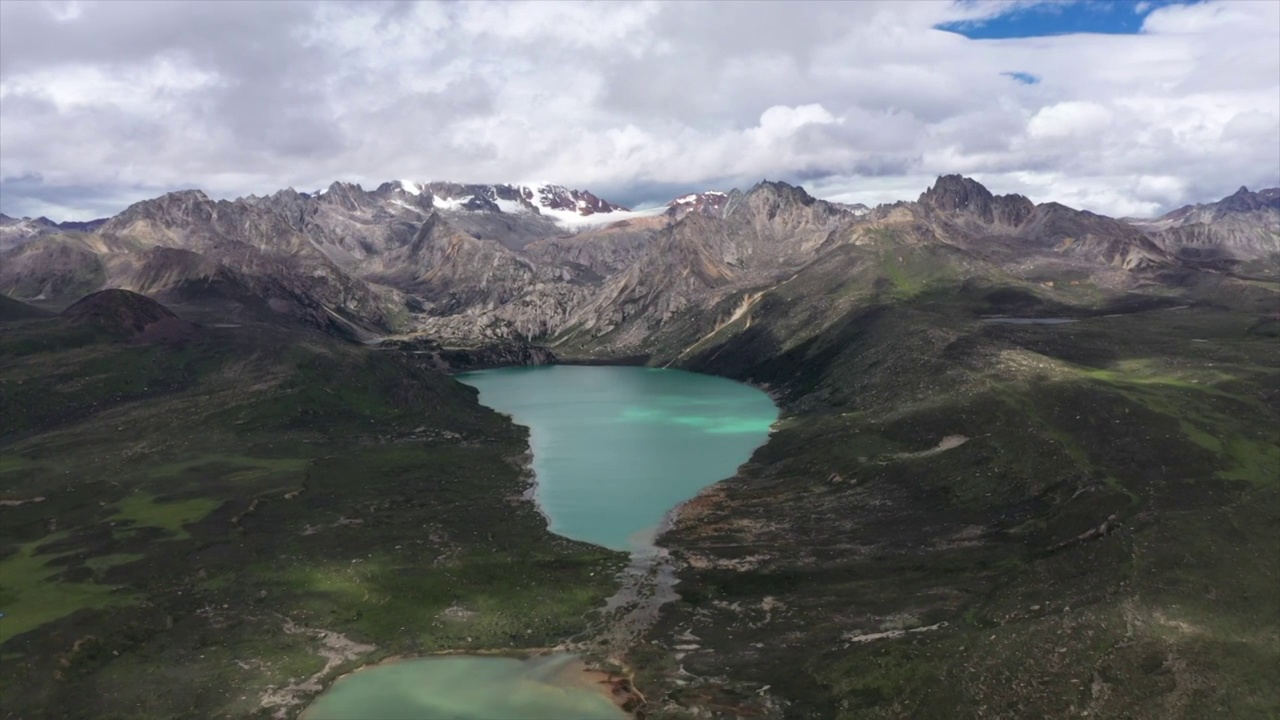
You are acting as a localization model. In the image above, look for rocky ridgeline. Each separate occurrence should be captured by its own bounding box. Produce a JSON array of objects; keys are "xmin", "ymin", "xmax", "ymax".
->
[{"xmin": 2, "ymin": 176, "xmax": 1276, "ymax": 349}]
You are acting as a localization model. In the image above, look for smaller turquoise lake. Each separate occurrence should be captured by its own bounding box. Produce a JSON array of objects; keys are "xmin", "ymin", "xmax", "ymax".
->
[
  {"xmin": 457, "ymin": 365, "xmax": 779, "ymax": 551},
  {"xmin": 302, "ymin": 655, "xmax": 626, "ymax": 720}
]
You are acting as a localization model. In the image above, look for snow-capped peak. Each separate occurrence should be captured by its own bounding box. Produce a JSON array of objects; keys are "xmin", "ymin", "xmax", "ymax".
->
[
  {"xmin": 376, "ymin": 180, "xmax": 651, "ymax": 230},
  {"xmin": 664, "ymin": 190, "xmax": 731, "ymax": 220},
  {"xmin": 520, "ymin": 184, "xmax": 627, "ymax": 217},
  {"xmin": 672, "ymin": 190, "xmax": 727, "ymax": 206}
]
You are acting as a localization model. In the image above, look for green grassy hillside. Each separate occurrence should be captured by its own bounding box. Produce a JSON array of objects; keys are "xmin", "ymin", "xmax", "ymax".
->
[
  {"xmin": 0, "ymin": 297, "xmax": 624, "ymax": 719},
  {"xmin": 634, "ymin": 249, "xmax": 1280, "ymax": 718}
]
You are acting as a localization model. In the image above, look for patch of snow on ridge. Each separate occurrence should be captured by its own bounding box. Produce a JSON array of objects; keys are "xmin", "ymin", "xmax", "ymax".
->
[
  {"xmin": 399, "ymin": 180, "xmax": 421, "ymax": 195},
  {"xmin": 493, "ymin": 197, "xmax": 529, "ymax": 214},
  {"xmin": 536, "ymin": 204, "xmax": 668, "ymax": 230},
  {"xmin": 673, "ymin": 190, "xmax": 728, "ymax": 205},
  {"xmin": 431, "ymin": 194, "xmax": 471, "ymax": 211}
]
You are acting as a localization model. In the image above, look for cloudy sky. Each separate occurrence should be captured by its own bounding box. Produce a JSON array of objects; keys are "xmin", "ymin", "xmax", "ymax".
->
[{"xmin": 1, "ymin": 0, "xmax": 1277, "ymax": 221}]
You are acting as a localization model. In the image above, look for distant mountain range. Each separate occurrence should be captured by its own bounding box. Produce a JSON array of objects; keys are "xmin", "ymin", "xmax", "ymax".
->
[
  {"xmin": 0, "ymin": 214, "xmax": 108, "ymax": 251},
  {"xmin": 2, "ymin": 176, "xmax": 1276, "ymax": 346}
]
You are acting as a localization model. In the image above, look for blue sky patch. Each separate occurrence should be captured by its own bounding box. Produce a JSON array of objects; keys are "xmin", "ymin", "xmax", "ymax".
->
[
  {"xmin": 1003, "ymin": 71, "xmax": 1041, "ymax": 85},
  {"xmin": 938, "ymin": 0, "xmax": 1204, "ymax": 39}
]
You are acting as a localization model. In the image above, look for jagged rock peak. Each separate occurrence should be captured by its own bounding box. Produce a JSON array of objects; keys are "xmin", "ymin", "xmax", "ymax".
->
[
  {"xmin": 748, "ymin": 179, "xmax": 817, "ymax": 206},
  {"xmin": 666, "ymin": 190, "xmax": 730, "ymax": 219},
  {"xmin": 320, "ymin": 181, "xmax": 371, "ymax": 212},
  {"xmin": 524, "ymin": 184, "xmax": 627, "ymax": 215},
  {"xmin": 1216, "ymin": 185, "xmax": 1280, "ymax": 214},
  {"xmin": 148, "ymin": 189, "xmax": 211, "ymax": 205},
  {"xmin": 919, "ymin": 175, "xmax": 994, "ymax": 211},
  {"xmin": 106, "ymin": 190, "xmax": 214, "ymax": 228},
  {"xmin": 327, "ymin": 181, "xmax": 365, "ymax": 193},
  {"xmin": 919, "ymin": 174, "xmax": 1034, "ymax": 226}
]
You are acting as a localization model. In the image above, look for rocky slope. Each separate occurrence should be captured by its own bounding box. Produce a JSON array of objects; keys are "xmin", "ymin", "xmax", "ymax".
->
[
  {"xmin": 1128, "ymin": 186, "xmax": 1280, "ymax": 269},
  {"xmin": 0, "ymin": 232, "xmax": 107, "ymax": 301},
  {"xmin": 4, "ymin": 177, "xmax": 1275, "ymax": 348},
  {"xmin": 0, "ymin": 213, "xmax": 107, "ymax": 252}
]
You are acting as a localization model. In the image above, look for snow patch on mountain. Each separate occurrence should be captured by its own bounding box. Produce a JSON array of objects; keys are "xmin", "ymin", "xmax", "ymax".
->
[
  {"xmin": 535, "ymin": 204, "xmax": 668, "ymax": 229},
  {"xmin": 493, "ymin": 197, "xmax": 528, "ymax": 214},
  {"xmin": 673, "ymin": 191, "xmax": 727, "ymax": 205},
  {"xmin": 402, "ymin": 182, "xmax": 640, "ymax": 229},
  {"xmin": 431, "ymin": 194, "xmax": 471, "ymax": 211}
]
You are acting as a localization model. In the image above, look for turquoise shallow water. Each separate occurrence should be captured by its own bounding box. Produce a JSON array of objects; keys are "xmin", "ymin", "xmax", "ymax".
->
[
  {"xmin": 457, "ymin": 365, "xmax": 779, "ymax": 551},
  {"xmin": 302, "ymin": 655, "xmax": 626, "ymax": 720}
]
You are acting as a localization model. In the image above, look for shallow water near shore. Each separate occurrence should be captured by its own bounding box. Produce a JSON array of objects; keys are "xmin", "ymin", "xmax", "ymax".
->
[
  {"xmin": 302, "ymin": 654, "xmax": 626, "ymax": 720},
  {"xmin": 457, "ymin": 365, "xmax": 779, "ymax": 552}
]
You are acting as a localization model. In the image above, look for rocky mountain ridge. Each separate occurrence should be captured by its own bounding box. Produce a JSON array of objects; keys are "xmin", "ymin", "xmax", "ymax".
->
[
  {"xmin": 0, "ymin": 213, "xmax": 108, "ymax": 251},
  {"xmin": 1126, "ymin": 186, "xmax": 1280, "ymax": 266},
  {"xmin": 3, "ymin": 177, "xmax": 1276, "ymax": 350}
]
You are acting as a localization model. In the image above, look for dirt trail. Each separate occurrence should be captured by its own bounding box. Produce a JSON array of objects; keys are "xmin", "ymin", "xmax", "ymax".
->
[{"xmin": 883, "ymin": 434, "xmax": 969, "ymax": 461}]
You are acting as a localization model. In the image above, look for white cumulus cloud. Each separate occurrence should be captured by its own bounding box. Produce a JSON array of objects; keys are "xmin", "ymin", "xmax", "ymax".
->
[{"xmin": 0, "ymin": 0, "xmax": 1276, "ymax": 221}]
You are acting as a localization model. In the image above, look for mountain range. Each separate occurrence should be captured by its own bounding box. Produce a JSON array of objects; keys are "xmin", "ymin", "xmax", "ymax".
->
[{"xmin": 3, "ymin": 176, "xmax": 1277, "ymax": 346}]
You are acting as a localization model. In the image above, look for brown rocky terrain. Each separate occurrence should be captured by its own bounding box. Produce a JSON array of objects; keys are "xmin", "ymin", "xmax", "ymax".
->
[{"xmin": 6, "ymin": 176, "xmax": 1274, "ymax": 353}]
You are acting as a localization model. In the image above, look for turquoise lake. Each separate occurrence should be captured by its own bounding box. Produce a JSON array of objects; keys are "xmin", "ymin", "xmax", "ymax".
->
[
  {"xmin": 457, "ymin": 365, "xmax": 779, "ymax": 551},
  {"xmin": 303, "ymin": 366, "xmax": 776, "ymax": 718}
]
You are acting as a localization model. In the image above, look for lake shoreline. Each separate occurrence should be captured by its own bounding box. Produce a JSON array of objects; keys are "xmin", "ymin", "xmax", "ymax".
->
[{"xmin": 301, "ymin": 651, "xmax": 638, "ymax": 719}]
